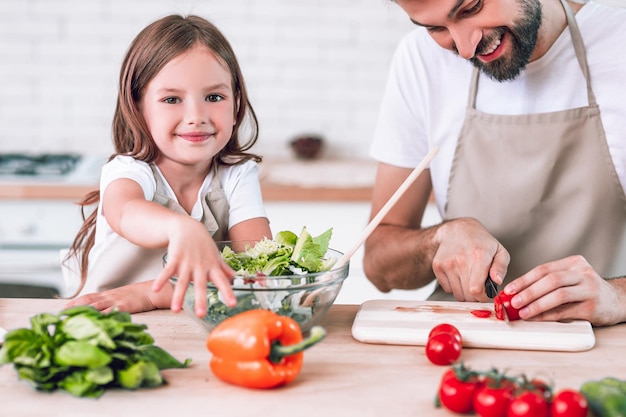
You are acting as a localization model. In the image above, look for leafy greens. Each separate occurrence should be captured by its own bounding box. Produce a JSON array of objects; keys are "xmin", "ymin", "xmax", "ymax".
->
[
  {"xmin": 221, "ymin": 226, "xmax": 336, "ymax": 276},
  {"xmin": 0, "ymin": 306, "xmax": 190, "ymax": 398}
]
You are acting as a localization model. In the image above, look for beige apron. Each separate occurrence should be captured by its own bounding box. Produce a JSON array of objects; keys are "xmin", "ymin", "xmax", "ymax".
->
[
  {"xmin": 82, "ymin": 163, "xmax": 230, "ymax": 293},
  {"xmin": 430, "ymin": 0, "xmax": 626, "ymax": 300}
]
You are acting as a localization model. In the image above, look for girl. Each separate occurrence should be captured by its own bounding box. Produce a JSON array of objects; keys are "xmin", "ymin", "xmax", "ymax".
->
[{"xmin": 63, "ymin": 14, "xmax": 271, "ymax": 317}]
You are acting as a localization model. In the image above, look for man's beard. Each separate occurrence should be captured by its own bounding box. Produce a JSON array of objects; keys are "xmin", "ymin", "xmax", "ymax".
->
[{"xmin": 466, "ymin": 0, "xmax": 543, "ymax": 82}]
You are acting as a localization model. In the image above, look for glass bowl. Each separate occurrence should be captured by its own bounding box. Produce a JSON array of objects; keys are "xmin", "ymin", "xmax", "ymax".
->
[{"xmin": 163, "ymin": 241, "xmax": 349, "ymax": 333}]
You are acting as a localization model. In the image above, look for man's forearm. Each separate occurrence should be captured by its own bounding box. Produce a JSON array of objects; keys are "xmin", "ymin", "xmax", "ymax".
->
[{"xmin": 363, "ymin": 224, "xmax": 440, "ymax": 292}]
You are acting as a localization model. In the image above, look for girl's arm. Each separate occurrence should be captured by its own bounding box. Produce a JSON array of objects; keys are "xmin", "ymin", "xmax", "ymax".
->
[
  {"xmin": 65, "ymin": 183, "xmax": 271, "ymax": 315},
  {"xmin": 103, "ymin": 178, "xmax": 188, "ymax": 249},
  {"xmin": 104, "ymin": 177, "xmax": 237, "ymax": 317},
  {"xmin": 228, "ymin": 217, "xmax": 272, "ymax": 242}
]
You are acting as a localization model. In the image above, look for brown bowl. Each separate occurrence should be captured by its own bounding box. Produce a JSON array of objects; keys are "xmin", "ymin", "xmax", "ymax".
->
[{"xmin": 290, "ymin": 135, "xmax": 324, "ymax": 160}]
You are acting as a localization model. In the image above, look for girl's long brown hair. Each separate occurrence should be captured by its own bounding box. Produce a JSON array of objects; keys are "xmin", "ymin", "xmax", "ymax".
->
[{"xmin": 64, "ymin": 15, "xmax": 261, "ymax": 297}]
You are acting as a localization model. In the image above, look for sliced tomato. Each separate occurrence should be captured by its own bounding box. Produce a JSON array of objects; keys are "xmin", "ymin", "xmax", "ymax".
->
[
  {"xmin": 471, "ymin": 309, "xmax": 492, "ymax": 318},
  {"xmin": 494, "ymin": 292, "xmax": 521, "ymax": 321}
]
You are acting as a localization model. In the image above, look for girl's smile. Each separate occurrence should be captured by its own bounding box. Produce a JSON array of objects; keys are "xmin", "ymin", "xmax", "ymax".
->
[{"xmin": 176, "ymin": 131, "xmax": 218, "ymax": 143}]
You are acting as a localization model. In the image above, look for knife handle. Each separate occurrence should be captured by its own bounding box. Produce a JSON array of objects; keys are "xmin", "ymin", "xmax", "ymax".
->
[{"xmin": 485, "ymin": 276, "xmax": 499, "ymax": 299}]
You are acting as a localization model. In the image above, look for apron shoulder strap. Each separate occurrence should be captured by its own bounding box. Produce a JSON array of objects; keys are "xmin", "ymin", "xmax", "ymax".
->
[{"xmin": 560, "ymin": 0, "xmax": 596, "ymax": 106}]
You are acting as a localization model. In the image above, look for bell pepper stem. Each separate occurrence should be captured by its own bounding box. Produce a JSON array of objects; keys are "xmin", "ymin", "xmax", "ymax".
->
[{"xmin": 269, "ymin": 326, "xmax": 326, "ymax": 363}]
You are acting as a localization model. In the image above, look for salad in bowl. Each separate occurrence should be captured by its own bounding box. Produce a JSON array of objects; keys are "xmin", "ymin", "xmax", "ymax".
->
[{"xmin": 165, "ymin": 227, "xmax": 349, "ymax": 332}]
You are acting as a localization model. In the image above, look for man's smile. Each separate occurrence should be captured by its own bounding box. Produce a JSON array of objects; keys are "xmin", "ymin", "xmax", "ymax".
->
[{"xmin": 476, "ymin": 32, "xmax": 505, "ymax": 63}]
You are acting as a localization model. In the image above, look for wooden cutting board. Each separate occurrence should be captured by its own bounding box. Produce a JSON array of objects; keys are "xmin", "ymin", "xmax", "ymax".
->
[{"xmin": 351, "ymin": 299, "xmax": 595, "ymax": 352}]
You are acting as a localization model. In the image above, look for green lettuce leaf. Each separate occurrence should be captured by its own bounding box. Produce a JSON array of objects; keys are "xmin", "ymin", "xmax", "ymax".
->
[{"xmin": 221, "ymin": 227, "xmax": 334, "ymax": 275}]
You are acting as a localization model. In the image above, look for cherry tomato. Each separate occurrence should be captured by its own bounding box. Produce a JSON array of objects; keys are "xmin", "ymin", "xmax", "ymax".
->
[
  {"xmin": 426, "ymin": 332, "xmax": 462, "ymax": 365},
  {"xmin": 530, "ymin": 378, "xmax": 553, "ymax": 403},
  {"xmin": 494, "ymin": 292, "xmax": 521, "ymax": 321},
  {"xmin": 439, "ymin": 370, "xmax": 482, "ymax": 414},
  {"xmin": 551, "ymin": 389, "xmax": 589, "ymax": 417},
  {"xmin": 474, "ymin": 385, "xmax": 514, "ymax": 417},
  {"xmin": 428, "ymin": 323, "xmax": 462, "ymax": 344},
  {"xmin": 507, "ymin": 390, "xmax": 549, "ymax": 417}
]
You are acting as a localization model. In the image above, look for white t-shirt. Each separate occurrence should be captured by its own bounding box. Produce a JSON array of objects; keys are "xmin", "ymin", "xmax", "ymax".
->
[
  {"xmin": 370, "ymin": 1, "xmax": 626, "ymax": 215},
  {"xmin": 90, "ymin": 155, "xmax": 267, "ymax": 263}
]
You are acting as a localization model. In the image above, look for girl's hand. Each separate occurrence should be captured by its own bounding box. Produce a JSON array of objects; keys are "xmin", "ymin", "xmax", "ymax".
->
[
  {"xmin": 504, "ymin": 255, "xmax": 626, "ymax": 326},
  {"xmin": 152, "ymin": 216, "xmax": 237, "ymax": 318},
  {"xmin": 65, "ymin": 280, "xmax": 170, "ymax": 314}
]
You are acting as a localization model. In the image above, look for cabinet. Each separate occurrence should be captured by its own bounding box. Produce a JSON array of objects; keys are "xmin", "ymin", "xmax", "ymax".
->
[{"xmin": 0, "ymin": 199, "xmax": 82, "ymax": 297}]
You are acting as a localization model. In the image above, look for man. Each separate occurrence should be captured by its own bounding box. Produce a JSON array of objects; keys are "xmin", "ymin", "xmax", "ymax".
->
[{"xmin": 364, "ymin": 0, "xmax": 626, "ymax": 326}]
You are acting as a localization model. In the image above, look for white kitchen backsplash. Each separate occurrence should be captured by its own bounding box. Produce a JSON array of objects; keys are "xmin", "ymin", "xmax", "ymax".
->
[{"xmin": 0, "ymin": 0, "xmax": 413, "ymax": 159}]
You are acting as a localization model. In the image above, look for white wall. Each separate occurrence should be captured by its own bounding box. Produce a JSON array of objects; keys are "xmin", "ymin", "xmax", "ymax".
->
[
  {"xmin": 2, "ymin": 1, "xmax": 621, "ymax": 159},
  {"xmin": 0, "ymin": 0, "xmax": 413, "ymax": 159}
]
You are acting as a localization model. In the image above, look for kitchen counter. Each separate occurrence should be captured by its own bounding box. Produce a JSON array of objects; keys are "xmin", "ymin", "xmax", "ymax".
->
[
  {"xmin": 258, "ymin": 157, "xmax": 376, "ymax": 201},
  {"xmin": 0, "ymin": 182, "xmax": 373, "ymax": 201},
  {"xmin": 0, "ymin": 183, "xmax": 95, "ymax": 200},
  {"xmin": 1, "ymin": 298, "xmax": 625, "ymax": 417},
  {"xmin": 0, "ymin": 157, "xmax": 377, "ymax": 201}
]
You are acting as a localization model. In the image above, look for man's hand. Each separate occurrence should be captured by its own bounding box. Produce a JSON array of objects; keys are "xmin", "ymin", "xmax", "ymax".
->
[
  {"xmin": 432, "ymin": 217, "xmax": 510, "ymax": 302},
  {"xmin": 504, "ymin": 255, "xmax": 626, "ymax": 326}
]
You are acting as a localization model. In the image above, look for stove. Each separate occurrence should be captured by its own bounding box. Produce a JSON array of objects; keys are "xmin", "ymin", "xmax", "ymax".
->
[
  {"xmin": 0, "ymin": 152, "xmax": 105, "ymax": 185},
  {"xmin": 0, "ymin": 153, "xmax": 81, "ymax": 176}
]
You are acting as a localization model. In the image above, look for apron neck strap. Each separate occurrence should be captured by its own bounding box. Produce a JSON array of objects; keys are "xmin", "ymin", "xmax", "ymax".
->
[{"xmin": 560, "ymin": 0, "xmax": 596, "ymax": 105}]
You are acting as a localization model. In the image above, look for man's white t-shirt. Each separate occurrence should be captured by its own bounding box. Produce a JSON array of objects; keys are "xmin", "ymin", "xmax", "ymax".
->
[
  {"xmin": 89, "ymin": 155, "xmax": 267, "ymax": 264},
  {"xmin": 370, "ymin": 1, "xmax": 626, "ymax": 215}
]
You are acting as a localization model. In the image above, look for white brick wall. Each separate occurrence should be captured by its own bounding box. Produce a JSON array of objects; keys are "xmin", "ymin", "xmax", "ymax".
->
[{"xmin": 0, "ymin": 0, "xmax": 413, "ymax": 158}]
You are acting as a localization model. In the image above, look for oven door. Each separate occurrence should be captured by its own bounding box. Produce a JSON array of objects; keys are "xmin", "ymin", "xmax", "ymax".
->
[{"xmin": 0, "ymin": 247, "xmax": 71, "ymax": 298}]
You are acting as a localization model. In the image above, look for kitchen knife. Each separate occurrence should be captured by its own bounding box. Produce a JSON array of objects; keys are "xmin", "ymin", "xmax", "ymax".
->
[{"xmin": 485, "ymin": 276, "xmax": 510, "ymax": 324}]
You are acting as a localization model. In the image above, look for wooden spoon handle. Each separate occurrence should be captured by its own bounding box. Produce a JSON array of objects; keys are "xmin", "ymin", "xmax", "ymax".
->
[{"xmin": 335, "ymin": 146, "xmax": 439, "ymax": 267}]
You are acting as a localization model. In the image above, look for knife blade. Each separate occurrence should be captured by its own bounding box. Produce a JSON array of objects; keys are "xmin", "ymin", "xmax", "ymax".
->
[
  {"xmin": 486, "ymin": 276, "xmax": 510, "ymax": 324},
  {"xmin": 496, "ymin": 294, "xmax": 511, "ymax": 324}
]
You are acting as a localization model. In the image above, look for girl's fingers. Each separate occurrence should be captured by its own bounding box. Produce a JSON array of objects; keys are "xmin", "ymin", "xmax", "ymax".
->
[
  {"xmin": 169, "ymin": 263, "xmax": 192, "ymax": 313},
  {"xmin": 191, "ymin": 271, "xmax": 208, "ymax": 317},
  {"xmin": 210, "ymin": 268, "xmax": 237, "ymax": 307},
  {"xmin": 153, "ymin": 262, "xmax": 177, "ymax": 291},
  {"xmin": 155, "ymin": 249, "xmax": 237, "ymax": 315}
]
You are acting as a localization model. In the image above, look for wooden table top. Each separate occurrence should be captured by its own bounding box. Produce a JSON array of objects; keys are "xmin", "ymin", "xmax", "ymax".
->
[{"xmin": 1, "ymin": 298, "xmax": 624, "ymax": 417}]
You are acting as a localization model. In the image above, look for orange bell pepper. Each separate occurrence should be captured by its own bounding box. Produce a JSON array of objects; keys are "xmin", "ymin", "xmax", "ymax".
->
[{"xmin": 205, "ymin": 309, "xmax": 326, "ymax": 389}]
